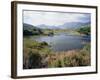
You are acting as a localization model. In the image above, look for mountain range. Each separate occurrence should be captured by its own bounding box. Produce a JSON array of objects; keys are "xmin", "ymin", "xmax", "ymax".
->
[
  {"xmin": 23, "ymin": 23, "xmax": 40, "ymax": 30},
  {"xmin": 23, "ymin": 21, "xmax": 90, "ymax": 30},
  {"xmin": 36, "ymin": 22, "xmax": 90, "ymax": 29}
]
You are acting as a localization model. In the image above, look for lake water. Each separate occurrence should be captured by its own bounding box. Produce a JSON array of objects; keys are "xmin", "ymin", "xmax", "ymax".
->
[{"xmin": 28, "ymin": 33, "xmax": 90, "ymax": 52}]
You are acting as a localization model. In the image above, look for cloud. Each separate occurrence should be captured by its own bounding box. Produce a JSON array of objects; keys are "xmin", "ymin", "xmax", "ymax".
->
[{"xmin": 23, "ymin": 10, "xmax": 90, "ymax": 26}]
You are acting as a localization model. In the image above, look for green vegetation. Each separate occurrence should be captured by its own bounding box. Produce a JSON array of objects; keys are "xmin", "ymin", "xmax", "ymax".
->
[
  {"xmin": 77, "ymin": 26, "xmax": 90, "ymax": 35},
  {"xmin": 23, "ymin": 38, "xmax": 90, "ymax": 69},
  {"xmin": 23, "ymin": 23, "xmax": 54, "ymax": 36},
  {"xmin": 23, "ymin": 23, "xmax": 91, "ymax": 69},
  {"xmin": 23, "ymin": 23, "xmax": 91, "ymax": 37},
  {"xmin": 23, "ymin": 23, "xmax": 43, "ymax": 36},
  {"xmin": 47, "ymin": 43, "xmax": 90, "ymax": 67},
  {"xmin": 23, "ymin": 38, "xmax": 52, "ymax": 69},
  {"xmin": 23, "ymin": 27, "xmax": 43, "ymax": 36}
]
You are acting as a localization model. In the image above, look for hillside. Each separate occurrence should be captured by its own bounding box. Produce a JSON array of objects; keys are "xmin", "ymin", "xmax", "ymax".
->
[
  {"xmin": 36, "ymin": 22, "xmax": 90, "ymax": 30},
  {"xmin": 23, "ymin": 23, "xmax": 43, "ymax": 35}
]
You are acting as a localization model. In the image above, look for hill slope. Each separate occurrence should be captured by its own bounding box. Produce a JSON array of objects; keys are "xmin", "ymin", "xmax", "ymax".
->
[{"xmin": 23, "ymin": 23, "xmax": 43, "ymax": 35}]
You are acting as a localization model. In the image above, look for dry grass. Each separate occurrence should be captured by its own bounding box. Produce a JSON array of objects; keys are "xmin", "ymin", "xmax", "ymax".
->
[
  {"xmin": 46, "ymin": 48, "xmax": 90, "ymax": 67},
  {"xmin": 23, "ymin": 38, "xmax": 90, "ymax": 69}
]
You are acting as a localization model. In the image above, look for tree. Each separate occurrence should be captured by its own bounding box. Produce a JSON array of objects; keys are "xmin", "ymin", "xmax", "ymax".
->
[{"xmin": 77, "ymin": 26, "xmax": 90, "ymax": 35}]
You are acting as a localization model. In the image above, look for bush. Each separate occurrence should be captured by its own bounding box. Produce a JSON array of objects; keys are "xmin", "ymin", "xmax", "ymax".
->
[
  {"xmin": 77, "ymin": 26, "xmax": 90, "ymax": 35},
  {"xmin": 28, "ymin": 51, "xmax": 42, "ymax": 69},
  {"xmin": 23, "ymin": 30, "xmax": 33, "ymax": 35},
  {"xmin": 40, "ymin": 41, "xmax": 48, "ymax": 46}
]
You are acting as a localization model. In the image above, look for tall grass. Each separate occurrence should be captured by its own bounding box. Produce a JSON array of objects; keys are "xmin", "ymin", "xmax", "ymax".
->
[
  {"xmin": 49, "ymin": 43, "xmax": 90, "ymax": 67},
  {"xmin": 23, "ymin": 38, "xmax": 90, "ymax": 69}
]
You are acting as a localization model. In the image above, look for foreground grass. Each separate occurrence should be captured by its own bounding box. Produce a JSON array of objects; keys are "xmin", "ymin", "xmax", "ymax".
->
[
  {"xmin": 23, "ymin": 38, "xmax": 90, "ymax": 69},
  {"xmin": 47, "ymin": 44, "xmax": 90, "ymax": 67}
]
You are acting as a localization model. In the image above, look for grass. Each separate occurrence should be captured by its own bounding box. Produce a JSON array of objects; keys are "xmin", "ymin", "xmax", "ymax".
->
[
  {"xmin": 23, "ymin": 38, "xmax": 52, "ymax": 69},
  {"xmin": 23, "ymin": 38, "xmax": 91, "ymax": 69},
  {"xmin": 47, "ymin": 44, "xmax": 90, "ymax": 67},
  {"xmin": 40, "ymin": 29, "xmax": 81, "ymax": 36}
]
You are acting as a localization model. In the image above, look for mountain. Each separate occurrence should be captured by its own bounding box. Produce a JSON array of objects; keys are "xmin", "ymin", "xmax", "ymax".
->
[
  {"xmin": 23, "ymin": 21, "xmax": 90, "ymax": 31},
  {"xmin": 58, "ymin": 22, "xmax": 90, "ymax": 29},
  {"xmin": 36, "ymin": 22, "xmax": 90, "ymax": 29},
  {"xmin": 23, "ymin": 23, "xmax": 43, "ymax": 35},
  {"xmin": 37, "ymin": 24, "xmax": 60, "ymax": 29},
  {"xmin": 23, "ymin": 23, "xmax": 41, "ymax": 30}
]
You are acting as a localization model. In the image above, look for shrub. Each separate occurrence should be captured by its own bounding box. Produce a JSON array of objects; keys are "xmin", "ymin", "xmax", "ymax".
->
[
  {"xmin": 40, "ymin": 41, "xmax": 48, "ymax": 46},
  {"xmin": 77, "ymin": 26, "xmax": 90, "ymax": 35},
  {"xmin": 28, "ymin": 51, "xmax": 42, "ymax": 69}
]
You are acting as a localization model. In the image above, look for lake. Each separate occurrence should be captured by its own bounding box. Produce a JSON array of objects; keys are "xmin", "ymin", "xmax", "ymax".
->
[{"xmin": 27, "ymin": 33, "xmax": 91, "ymax": 52}]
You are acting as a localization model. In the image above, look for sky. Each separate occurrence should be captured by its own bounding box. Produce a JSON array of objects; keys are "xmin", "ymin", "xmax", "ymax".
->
[{"xmin": 23, "ymin": 10, "xmax": 91, "ymax": 26}]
